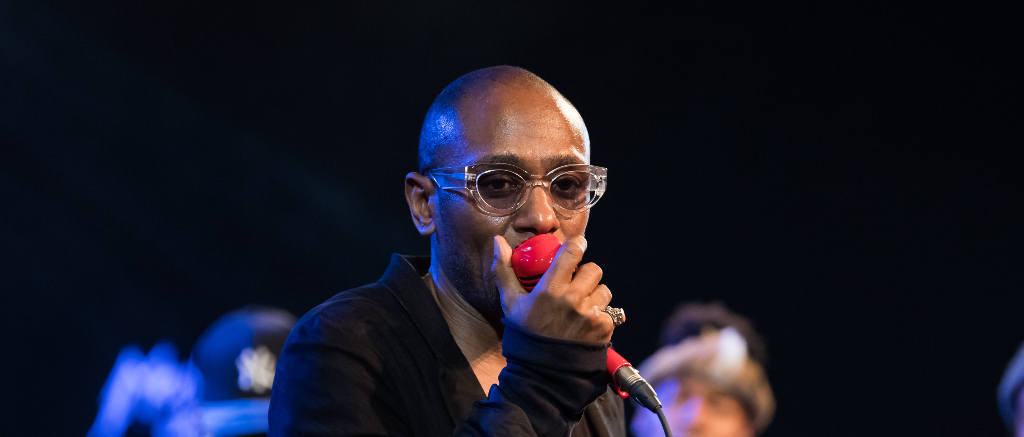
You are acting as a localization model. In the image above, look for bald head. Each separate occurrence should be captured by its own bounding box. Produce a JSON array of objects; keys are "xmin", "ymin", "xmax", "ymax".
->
[{"xmin": 418, "ymin": 66, "xmax": 589, "ymax": 173}]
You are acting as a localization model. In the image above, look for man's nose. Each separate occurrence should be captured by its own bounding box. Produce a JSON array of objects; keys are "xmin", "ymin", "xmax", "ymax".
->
[{"xmin": 512, "ymin": 185, "xmax": 559, "ymax": 235}]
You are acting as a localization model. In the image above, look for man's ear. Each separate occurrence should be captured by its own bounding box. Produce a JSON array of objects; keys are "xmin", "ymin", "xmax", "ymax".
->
[{"xmin": 405, "ymin": 172, "xmax": 437, "ymax": 236}]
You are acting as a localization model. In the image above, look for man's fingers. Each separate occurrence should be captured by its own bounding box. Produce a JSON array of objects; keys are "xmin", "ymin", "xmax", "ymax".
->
[
  {"xmin": 571, "ymin": 262, "xmax": 603, "ymax": 292},
  {"xmin": 585, "ymin": 284, "xmax": 613, "ymax": 310},
  {"xmin": 492, "ymin": 236, "xmax": 527, "ymax": 308},
  {"xmin": 539, "ymin": 235, "xmax": 588, "ymax": 289}
]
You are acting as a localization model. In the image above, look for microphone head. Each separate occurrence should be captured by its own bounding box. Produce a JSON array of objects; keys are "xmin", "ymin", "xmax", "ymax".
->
[{"xmin": 510, "ymin": 234, "xmax": 561, "ymax": 291}]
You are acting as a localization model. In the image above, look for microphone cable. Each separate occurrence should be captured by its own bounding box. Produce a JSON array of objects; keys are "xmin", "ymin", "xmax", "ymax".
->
[{"xmin": 655, "ymin": 405, "xmax": 673, "ymax": 437}]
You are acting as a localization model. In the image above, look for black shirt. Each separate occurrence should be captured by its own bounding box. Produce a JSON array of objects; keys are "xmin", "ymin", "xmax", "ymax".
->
[{"xmin": 269, "ymin": 254, "xmax": 625, "ymax": 437}]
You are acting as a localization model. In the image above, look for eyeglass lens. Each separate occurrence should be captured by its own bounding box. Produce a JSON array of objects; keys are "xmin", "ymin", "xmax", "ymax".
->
[{"xmin": 476, "ymin": 170, "xmax": 595, "ymax": 211}]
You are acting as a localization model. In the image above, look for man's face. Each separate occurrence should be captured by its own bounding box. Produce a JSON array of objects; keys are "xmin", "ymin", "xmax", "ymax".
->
[
  {"xmin": 662, "ymin": 378, "xmax": 755, "ymax": 437},
  {"xmin": 430, "ymin": 84, "xmax": 591, "ymax": 323}
]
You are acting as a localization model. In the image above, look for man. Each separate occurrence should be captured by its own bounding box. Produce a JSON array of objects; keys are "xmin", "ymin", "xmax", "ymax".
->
[
  {"xmin": 269, "ymin": 66, "xmax": 625, "ymax": 437},
  {"xmin": 631, "ymin": 303, "xmax": 774, "ymax": 437}
]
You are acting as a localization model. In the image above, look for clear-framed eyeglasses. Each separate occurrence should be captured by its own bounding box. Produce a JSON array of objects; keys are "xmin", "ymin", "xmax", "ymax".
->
[{"xmin": 427, "ymin": 163, "xmax": 608, "ymax": 217}]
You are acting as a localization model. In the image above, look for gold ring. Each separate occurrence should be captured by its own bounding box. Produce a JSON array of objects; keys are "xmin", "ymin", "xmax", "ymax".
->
[{"xmin": 603, "ymin": 306, "xmax": 626, "ymax": 326}]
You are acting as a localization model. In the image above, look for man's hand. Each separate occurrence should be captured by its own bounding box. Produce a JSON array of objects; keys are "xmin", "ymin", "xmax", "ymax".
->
[{"xmin": 492, "ymin": 235, "xmax": 614, "ymax": 343}]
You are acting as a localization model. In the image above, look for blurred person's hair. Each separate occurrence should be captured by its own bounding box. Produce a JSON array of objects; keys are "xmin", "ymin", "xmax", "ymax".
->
[
  {"xmin": 639, "ymin": 328, "xmax": 775, "ymax": 434},
  {"xmin": 999, "ymin": 341, "xmax": 1024, "ymax": 431},
  {"xmin": 659, "ymin": 301, "xmax": 767, "ymax": 364}
]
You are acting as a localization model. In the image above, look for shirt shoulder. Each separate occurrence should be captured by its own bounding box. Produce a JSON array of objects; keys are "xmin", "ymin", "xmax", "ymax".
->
[{"xmin": 290, "ymin": 282, "xmax": 411, "ymax": 345}]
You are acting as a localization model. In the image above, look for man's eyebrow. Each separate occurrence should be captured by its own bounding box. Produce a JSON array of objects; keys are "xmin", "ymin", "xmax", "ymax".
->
[
  {"xmin": 478, "ymin": 153, "xmax": 527, "ymax": 167},
  {"xmin": 544, "ymin": 154, "xmax": 585, "ymax": 169}
]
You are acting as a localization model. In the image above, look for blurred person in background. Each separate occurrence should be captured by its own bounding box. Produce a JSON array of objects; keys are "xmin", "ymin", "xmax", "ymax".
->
[
  {"xmin": 999, "ymin": 341, "xmax": 1024, "ymax": 437},
  {"xmin": 88, "ymin": 306, "xmax": 296, "ymax": 437},
  {"xmin": 631, "ymin": 302, "xmax": 774, "ymax": 437}
]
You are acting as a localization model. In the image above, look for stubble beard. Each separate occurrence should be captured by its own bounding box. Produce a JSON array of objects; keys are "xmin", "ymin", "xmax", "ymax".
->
[
  {"xmin": 438, "ymin": 245, "xmax": 504, "ymax": 324},
  {"xmin": 433, "ymin": 200, "xmax": 505, "ymax": 326}
]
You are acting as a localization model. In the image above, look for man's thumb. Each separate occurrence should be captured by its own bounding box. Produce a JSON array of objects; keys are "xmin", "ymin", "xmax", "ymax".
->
[{"xmin": 492, "ymin": 236, "xmax": 526, "ymax": 308}]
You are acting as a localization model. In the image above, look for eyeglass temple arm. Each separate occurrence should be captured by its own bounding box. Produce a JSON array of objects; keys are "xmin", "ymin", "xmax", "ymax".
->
[{"xmin": 428, "ymin": 168, "xmax": 471, "ymax": 190}]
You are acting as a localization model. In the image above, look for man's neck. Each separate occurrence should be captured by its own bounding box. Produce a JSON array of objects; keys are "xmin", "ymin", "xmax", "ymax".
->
[{"xmin": 424, "ymin": 265, "xmax": 506, "ymax": 394}]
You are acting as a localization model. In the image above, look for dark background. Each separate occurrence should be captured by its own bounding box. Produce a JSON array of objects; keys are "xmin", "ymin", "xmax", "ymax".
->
[{"xmin": 1, "ymin": 1, "xmax": 1020, "ymax": 435}]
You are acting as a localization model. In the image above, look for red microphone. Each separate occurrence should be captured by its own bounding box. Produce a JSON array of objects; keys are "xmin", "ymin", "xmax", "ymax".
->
[{"xmin": 510, "ymin": 235, "xmax": 663, "ymax": 412}]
